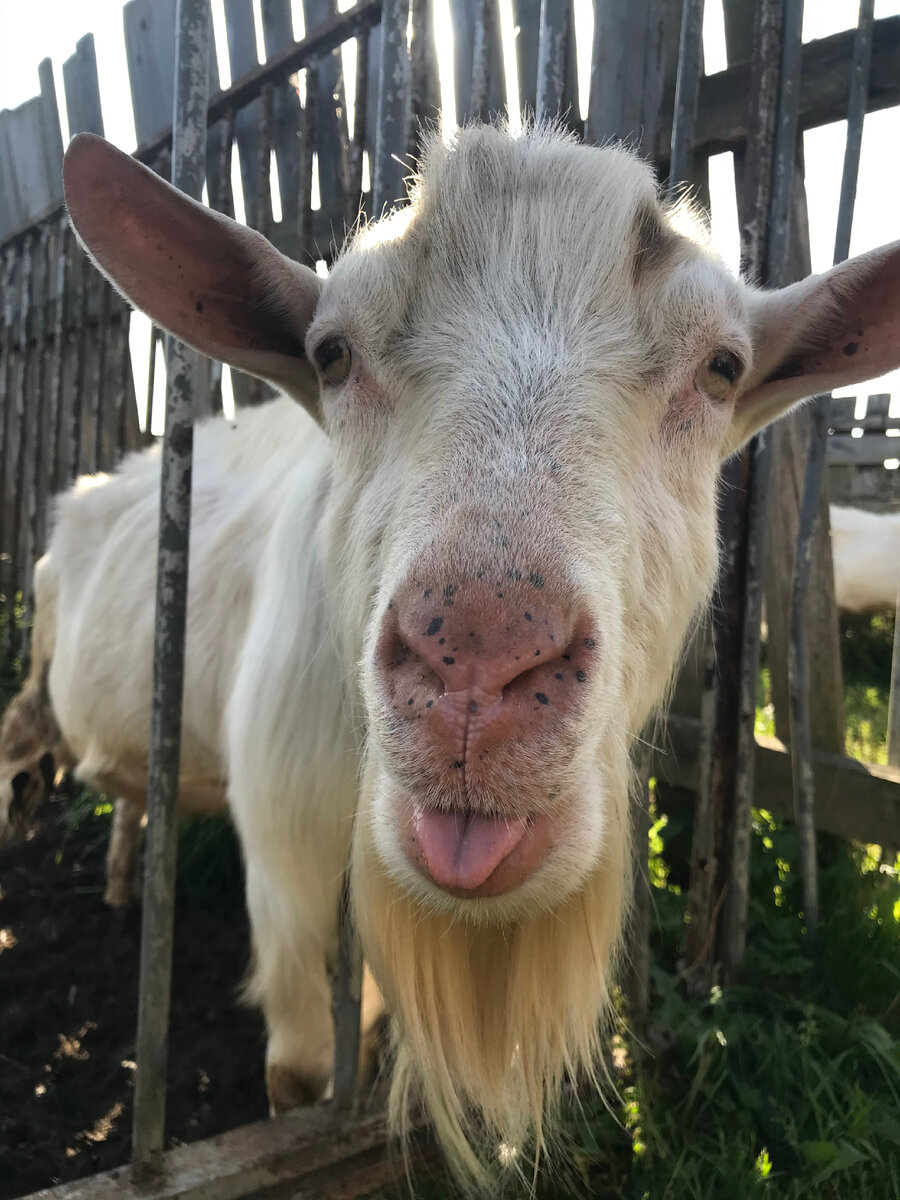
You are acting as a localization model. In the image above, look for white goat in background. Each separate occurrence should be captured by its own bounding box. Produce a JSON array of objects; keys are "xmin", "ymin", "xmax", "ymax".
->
[{"xmin": 2, "ymin": 124, "xmax": 899, "ymax": 1189}]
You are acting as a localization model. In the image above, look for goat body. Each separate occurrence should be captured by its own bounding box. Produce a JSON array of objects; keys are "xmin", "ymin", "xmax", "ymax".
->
[{"xmin": 3, "ymin": 124, "xmax": 900, "ymax": 1189}]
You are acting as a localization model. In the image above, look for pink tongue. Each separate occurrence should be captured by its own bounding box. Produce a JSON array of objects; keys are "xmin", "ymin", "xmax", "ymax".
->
[{"xmin": 412, "ymin": 806, "xmax": 529, "ymax": 892}]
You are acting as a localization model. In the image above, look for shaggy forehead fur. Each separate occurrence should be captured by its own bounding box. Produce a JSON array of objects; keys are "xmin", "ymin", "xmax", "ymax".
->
[{"xmin": 321, "ymin": 124, "xmax": 749, "ymax": 389}]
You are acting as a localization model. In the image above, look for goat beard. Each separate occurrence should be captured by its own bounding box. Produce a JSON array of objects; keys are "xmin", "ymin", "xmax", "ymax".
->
[{"xmin": 351, "ymin": 753, "xmax": 631, "ymax": 1193}]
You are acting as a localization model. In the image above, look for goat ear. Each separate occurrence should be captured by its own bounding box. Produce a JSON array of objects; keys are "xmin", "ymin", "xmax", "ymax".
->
[
  {"xmin": 726, "ymin": 240, "xmax": 900, "ymax": 453},
  {"xmin": 63, "ymin": 133, "xmax": 323, "ymax": 422}
]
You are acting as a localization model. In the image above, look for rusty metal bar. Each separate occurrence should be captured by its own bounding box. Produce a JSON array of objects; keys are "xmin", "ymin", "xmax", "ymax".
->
[
  {"xmin": 373, "ymin": 0, "xmax": 410, "ymax": 214},
  {"xmin": 536, "ymin": 0, "xmax": 569, "ymax": 121},
  {"xmin": 131, "ymin": 0, "xmax": 211, "ymax": 1176},
  {"xmin": 668, "ymin": 0, "xmax": 705, "ymax": 198},
  {"xmin": 789, "ymin": 0, "xmax": 875, "ymax": 937}
]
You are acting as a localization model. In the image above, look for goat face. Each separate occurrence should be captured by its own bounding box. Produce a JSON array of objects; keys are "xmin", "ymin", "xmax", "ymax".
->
[
  {"xmin": 62, "ymin": 123, "xmax": 900, "ymax": 1186},
  {"xmin": 314, "ymin": 129, "xmax": 746, "ymax": 922}
]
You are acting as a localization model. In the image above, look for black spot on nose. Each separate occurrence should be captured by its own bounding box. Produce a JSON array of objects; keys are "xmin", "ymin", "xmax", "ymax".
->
[
  {"xmin": 443, "ymin": 656, "xmax": 455, "ymax": 665},
  {"xmin": 529, "ymin": 573, "xmax": 544, "ymax": 588},
  {"xmin": 575, "ymin": 669, "xmax": 587, "ymax": 682},
  {"xmin": 535, "ymin": 692, "xmax": 549, "ymax": 705},
  {"xmin": 424, "ymin": 617, "xmax": 443, "ymax": 637}
]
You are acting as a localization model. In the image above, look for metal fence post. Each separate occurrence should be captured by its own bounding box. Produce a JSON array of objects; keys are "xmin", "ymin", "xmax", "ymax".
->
[{"xmin": 131, "ymin": 0, "xmax": 211, "ymax": 1176}]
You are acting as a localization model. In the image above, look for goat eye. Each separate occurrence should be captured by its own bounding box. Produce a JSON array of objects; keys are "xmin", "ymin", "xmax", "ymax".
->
[
  {"xmin": 314, "ymin": 336, "xmax": 352, "ymax": 385},
  {"xmin": 696, "ymin": 350, "xmax": 742, "ymax": 400}
]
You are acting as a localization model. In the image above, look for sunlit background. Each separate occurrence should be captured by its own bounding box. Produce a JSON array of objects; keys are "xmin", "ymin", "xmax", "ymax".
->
[{"xmin": 1, "ymin": 0, "xmax": 898, "ymax": 437}]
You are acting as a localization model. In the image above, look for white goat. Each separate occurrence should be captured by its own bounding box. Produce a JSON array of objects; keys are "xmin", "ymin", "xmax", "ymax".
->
[
  {"xmin": 4, "ymin": 124, "xmax": 899, "ymax": 1188},
  {"xmin": 830, "ymin": 503, "xmax": 900, "ymax": 613}
]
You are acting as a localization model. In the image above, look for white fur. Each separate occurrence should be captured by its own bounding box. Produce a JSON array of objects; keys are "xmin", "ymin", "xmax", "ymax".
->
[
  {"xmin": 6, "ymin": 124, "xmax": 899, "ymax": 1188},
  {"xmin": 830, "ymin": 504, "xmax": 900, "ymax": 613}
]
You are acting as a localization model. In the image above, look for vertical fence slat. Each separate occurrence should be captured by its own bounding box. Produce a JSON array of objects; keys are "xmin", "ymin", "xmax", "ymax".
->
[
  {"xmin": 374, "ymin": 0, "xmax": 411, "ymax": 214},
  {"xmin": 789, "ymin": 0, "xmax": 876, "ymax": 936},
  {"xmin": 303, "ymin": 0, "xmax": 351, "ymax": 245},
  {"xmin": 409, "ymin": 0, "xmax": 440, "ymax": 154},
  {"xmin": 131, "ymin": 0, "xmax": 211, "ymax": 1175},
  {"xmin": 27, "ymin": 229, "xmax": 51, "ymax": 604},
  {"xmin": 63, "ymin": 34, "xmax": 106, "ymax": 137},
  {"xmin": 667, "ymin": 0, "xmax": 704, "ymax": 196},
  {"xmin": 686, "ymin": 0, "xmax": 783, "ymax": 986},
  {"xmin": 449, "ymin": 0, "xmax": 476, "ymax": 126},
  {"xmin": 513, "ymin": 0, "xmax": 541, "ymax": 117},
  {"xmin": 536, "ymin": 0, "xmax": 570, "ymax": 121},
  {"xmin": 0, "ymin": 248, "xmax": 18, "ymax": 654},
  {"xmin": 260, "ymin": 0, "xmax": 302, "ymax": 221},
  {"xmin": 223, "ymin": 0, "xmax": 263, "ymax": 229}
]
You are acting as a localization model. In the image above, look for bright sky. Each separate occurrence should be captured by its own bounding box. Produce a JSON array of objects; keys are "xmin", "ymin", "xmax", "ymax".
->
[{"xmin": 1, "ymin": 0, "xmax": 899, "ymax": 429}]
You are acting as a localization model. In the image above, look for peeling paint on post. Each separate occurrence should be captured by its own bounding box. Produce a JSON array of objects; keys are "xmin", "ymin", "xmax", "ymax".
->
[{"xmin": 131, "ymin": 0, "xmax": 210, "ymax": 1178}]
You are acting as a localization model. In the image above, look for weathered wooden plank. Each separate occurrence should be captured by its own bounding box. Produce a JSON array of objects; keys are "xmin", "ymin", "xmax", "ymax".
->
[
  {"xmin": 450, "ymin": 0, "xmax": 476, "ymax": 126},
  {"xmin": 409, "ymin": 0, "xmax": 440, "ymax": 152},
  {"xmin": 63, "ymin": 34, "xmax": 105, "ymax": 136},
  {"xmin": 827, "ymin": 434, "xmax": 900, "ymax": 465},
  {"xmin": 536, "ymin": 0, "xmax": 570, "ymax": 121},
  {"xmin": 655, "ymin": 15, "xmax": 900, "ymax": 162},
  {"xmin": 21, "ymin": 1108, "xmax": 432, "ymax": 1200},
  {"xmin": 829, "ymin": 395, "xmax": 894, "ymax": 434},
  {"xmin": 512, "ymin": 0, "xmax": 541, "ymax": 117},
  {"xmin": 124, "ymin": 0, "xmax": 223, "ymax": 199},
  {"xmin": 124, "ymin": 0, "xmax": 179, "ymax": 144},
  {"xmin": 373, "ymin": 0, "xmax": 411, "ymax": 213},
  {"xmin": 223, "ymin": 0, "xmax": 262, "ymax": 228},
  {"xmin": 587, "ymin": 2, "xmax": 657, "ymax": 146},
  {"xmin": 0, "ymin": 112, "xmax": 24, "ymax": 239},
  {"xmin": 470, "ymin": 0, "xmax": 505, "ymax": 122},
  {"xmin": 2, "ymin": 98, "xmax": 59, "ymax": 234},
  {"xmin": 260, "ymin": 0, "xmax": 302, "ymax": 221},
  {"xmin": 303, "ymin": 0, "xmax": 350, "ymax": 246},
  {"xmin": 37, "ymin": 58, "xmax": 64, "ymax": 184},
  {"xmin": 0, "ymin": 248, "xmax": 18, "ymax": 641},
  {"xmin": 659, "ymin": 714, "xmax": 900, "ymax": 850}
]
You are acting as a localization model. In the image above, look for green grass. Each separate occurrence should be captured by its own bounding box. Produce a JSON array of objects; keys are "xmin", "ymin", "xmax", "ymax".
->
[
  {"xmin": 3, "ymin": 603, "xmax": 898, "ymax": 1199},
  {"xmin": 376, "ymin": 814, "xmax": 900, "ymax": 1200}
]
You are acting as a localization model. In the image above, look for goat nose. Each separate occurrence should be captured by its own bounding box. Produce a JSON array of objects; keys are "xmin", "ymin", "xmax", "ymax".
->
[
  {"xmin": 400, "ymin": 606, "xmax": 570, "ymax": 699},
  {"xmin": 376, "ymin": 580, "xmax": 599, "ymax": 734}
]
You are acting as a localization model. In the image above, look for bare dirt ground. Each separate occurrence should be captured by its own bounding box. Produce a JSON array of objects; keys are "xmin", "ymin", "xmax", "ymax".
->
[{"xmin": 0, "ymin": 800, "xmax": 268, "ymax": 1199}]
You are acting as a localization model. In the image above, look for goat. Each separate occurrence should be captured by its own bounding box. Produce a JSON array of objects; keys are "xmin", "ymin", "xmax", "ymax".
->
[
  {"xmin": 830, "ymin": 503, "xmax": 900, "ymax": 613},
  {"xmin": 4, "ymin": 123, "xmax": 898, "ymax": 1188}
]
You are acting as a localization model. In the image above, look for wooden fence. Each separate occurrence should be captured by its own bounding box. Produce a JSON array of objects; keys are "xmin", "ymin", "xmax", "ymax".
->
[{"xmin": 3, "ymin": 0, "xmax": 900, "ymax": 1195}]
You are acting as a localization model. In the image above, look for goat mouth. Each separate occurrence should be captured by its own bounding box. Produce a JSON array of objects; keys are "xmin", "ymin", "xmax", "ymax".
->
[{"xmin": 404, "ymin": 802, "xmax": 555, "ymax": 898}]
